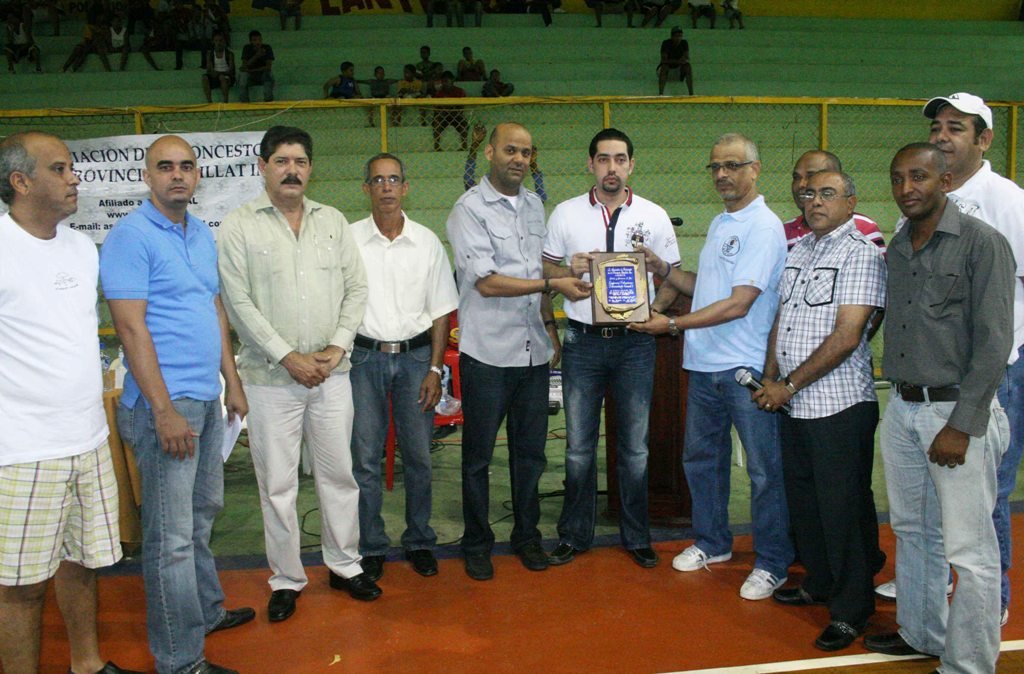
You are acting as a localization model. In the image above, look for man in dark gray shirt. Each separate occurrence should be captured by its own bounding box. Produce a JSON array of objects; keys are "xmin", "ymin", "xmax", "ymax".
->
[{"xmin": 864, "ymin": 142, "xmax": 1013, "ymax": 674}]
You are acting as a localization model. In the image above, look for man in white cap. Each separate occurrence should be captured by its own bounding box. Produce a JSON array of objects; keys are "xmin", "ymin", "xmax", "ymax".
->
[{"xmin": 874, "ymin": 93, "xmax": 1024, "ymax": 629}]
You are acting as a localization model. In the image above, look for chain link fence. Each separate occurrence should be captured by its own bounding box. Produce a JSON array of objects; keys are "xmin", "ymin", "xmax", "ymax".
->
[{"xmin": 4, "ymin": 96, "xmax": 1021, "ymax": 266}]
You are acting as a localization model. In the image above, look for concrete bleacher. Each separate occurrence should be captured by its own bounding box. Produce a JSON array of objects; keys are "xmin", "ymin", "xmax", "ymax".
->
[{"xmin": 4, "ymin": 14, "xmax": 1024, "ymax": 107}]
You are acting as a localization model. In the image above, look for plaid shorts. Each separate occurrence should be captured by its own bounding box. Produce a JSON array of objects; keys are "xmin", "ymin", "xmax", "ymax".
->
[{"xmin": 0, "ymin": 442, "xmax": 123, "ymax": 586}]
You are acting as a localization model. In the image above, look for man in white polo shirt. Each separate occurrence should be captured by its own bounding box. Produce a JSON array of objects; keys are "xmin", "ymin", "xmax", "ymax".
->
[
  {"xmin": 349, "ymin": 153, "xmax": 458, "ymax": 582},
  {"xmin": 543, "ymin": 127, "xmax": 681, "ymax": 568}
]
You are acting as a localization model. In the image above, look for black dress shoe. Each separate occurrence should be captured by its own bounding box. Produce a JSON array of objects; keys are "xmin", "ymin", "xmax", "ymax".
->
[
  {"xmin": 815, "ymin": 621, "xmax": 861, "ymax": 651},
  {"xmin": 772, "ymin": 586, "xmax": 825, "ymax": 606},
  {"xmin": 268, "ymin": 589, "xmax": 300, "ymax": 622},
  {"xmin": 70, "ymin": 662, "xmax": 148, "ymax": 674},
  {"xmin": 362, "ymin": 554, "xmax": 385, "ymax": 582},
  {"xmin": 405, "ymin": 549, "xmax": 438, "ymax": 577},
  {"xmin": 464, "ymin": 552, "xmax": 493, "ymax": 580},
  {"xmin": 516, "ymin": 542, "xmax": 549, "ymax": 571},
  {"xmin": 863, "ymin": 632, "xmax": 929, "ymax": 656},
  {"xmin": 328, "ymin": 570, "xmax": 383, "ymax": 601},
  {"xmin": 207, "ymin": 607, "xmax": 256, "ymax": 634},
  {"xmin": 628, "ymin": 547, "xmax": 659, "ymax": 568},
  {"xmin": 548, "ymin": 542, "xmax": 582, "ymax": 566},
  {"xmin": 181, "ymin": 661, "xmax": 239, "ymax": 674}
]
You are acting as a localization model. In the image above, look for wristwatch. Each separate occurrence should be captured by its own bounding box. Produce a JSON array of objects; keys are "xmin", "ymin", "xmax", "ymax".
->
[
  {"xmin": 667, "ymin": 316, "xmax": 679, "ymax": 337},
  {"xmin": 783, "ymin": 376, "xmax": 798, "ymax": 395}
]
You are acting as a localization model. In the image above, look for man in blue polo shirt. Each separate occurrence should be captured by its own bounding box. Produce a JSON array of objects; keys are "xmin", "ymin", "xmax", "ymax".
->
[
  {"xmin": 100, "ymin": 135, "xmax": 250, "ymax": 674},
  {"xmin": 635, "ymin": 132, "xmax": 793, "ymax": 601}
]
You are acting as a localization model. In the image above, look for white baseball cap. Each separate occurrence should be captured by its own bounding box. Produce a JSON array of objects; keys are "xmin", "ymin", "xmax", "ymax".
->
[{"xmin": 923, "ymin": 92, "xmax": 994, "ymax": 131}]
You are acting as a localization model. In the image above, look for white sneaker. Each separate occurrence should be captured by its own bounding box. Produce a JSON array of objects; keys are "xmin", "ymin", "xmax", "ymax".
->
[
  {"xmin": 740, "ymin": 568, "xmax": 786, "ymax": 601},
  {"xmin": 671, "ymin": 544, "xmax": 731, "ymax": 572},
  {"xmin": 1001, "ymin": 607, "xmax": 1009, "ymax": 627},
  {"xmin": 874, "ymin": 579, "xmax": 896, "ymax": 601},
  {"xmin": 874, "ymin": 578, "xmax": 955, "ymax": 602}
]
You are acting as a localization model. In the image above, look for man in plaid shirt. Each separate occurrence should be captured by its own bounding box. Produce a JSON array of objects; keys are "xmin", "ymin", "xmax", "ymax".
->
[{"xmin": 752, "ymin": 170, "xmax": 886, "ymax": 652}]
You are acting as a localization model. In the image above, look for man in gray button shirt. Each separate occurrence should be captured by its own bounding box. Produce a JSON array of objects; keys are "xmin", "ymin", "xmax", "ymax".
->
[
  {"xmin": 446, "ymin": 122, "xmax": 590, "ymax": 581},
  {"xmin": 864, "ymin": 143, "xmax": 1013, "ymax": 673}
]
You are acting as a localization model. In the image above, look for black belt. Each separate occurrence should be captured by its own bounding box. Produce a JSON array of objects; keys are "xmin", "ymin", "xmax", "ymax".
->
[
  {"xmin": 354, "ymin": 330, "xmax": 431, "ymax": 354},
  {"xmin": 892, "ymin": 383, "xmax": 960, "ymax": 403},
  {"xmin": 567, "ymin": 319, "xmax": 628, "ymax": 338}
]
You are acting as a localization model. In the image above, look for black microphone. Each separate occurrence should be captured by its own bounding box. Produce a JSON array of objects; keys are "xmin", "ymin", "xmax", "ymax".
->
[{"xmin": 735, "ymin": 368, "xmax": 791, "ymax": 415}]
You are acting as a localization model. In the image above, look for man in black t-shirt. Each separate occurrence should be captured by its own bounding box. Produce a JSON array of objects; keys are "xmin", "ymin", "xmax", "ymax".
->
[
  {"xmin": 658, "ymin": 26, "xmax": 692, "ymax": 95},
  {"xmin": 239, "ymin": 29, "xmax": 274, "ymax": 102}
]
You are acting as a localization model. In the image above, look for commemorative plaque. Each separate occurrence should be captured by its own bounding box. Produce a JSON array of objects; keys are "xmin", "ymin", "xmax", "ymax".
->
[{"xmin": 589, "ymin": 251, "xmax": 650, "ymax": 326}]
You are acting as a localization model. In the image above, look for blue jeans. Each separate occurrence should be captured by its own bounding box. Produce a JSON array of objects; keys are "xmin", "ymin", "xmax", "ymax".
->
[
  {"xmin": 882, "ymin": 396, "xmax": 1007, "ymax": 674},
  {"xmin": 996, "ymin": 344, "xmax": 1024, "ymax": 613},
  {"xmin": 117, "ymin": 398, "xmax": 225, "ymax": 674},
  {"xmin": 683, "ymin": 368, "xmax": 793, "ymax": 578},
  {"xmin": 350, "ymin": 344, "xmax": 437, "ymax": 556},
  {"xmin": 459, "ymin": 353, "xmax": 548, "ymax": 555},
  {"xmin": 558, "ymin": 327, "xmax": 655, "ymax": 550}
]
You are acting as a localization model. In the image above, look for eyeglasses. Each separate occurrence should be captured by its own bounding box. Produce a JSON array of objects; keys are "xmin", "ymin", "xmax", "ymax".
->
[
  {"xmin": 368, "ymin": 175, "xmax": 403, "ymax": 186},
  {"xmin": 705, "ymin": 161, "xmax": 753, "ymax": 173},
  {"xmin": 798, "ymin": 188, "xmax": 850, "ymax": 202}
]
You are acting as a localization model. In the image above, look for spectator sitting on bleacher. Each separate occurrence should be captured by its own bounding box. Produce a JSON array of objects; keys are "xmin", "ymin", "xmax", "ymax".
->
[
  {"xmin": 4, "ymin": 11, "xmax": 41, "ymax": 73},
  {"xmin": 481, "ymin": 69, "xmax": 513, "ymax": 97},
  {"xmin": 202, "ymin": 0, "xmax": 229, "ymax": 44},
  {"xmin": 359, "ymin": 65, "xmax": 399, "ymax": 126},
  {"xmin": 107, "ymin": 12, "xmax": 130, "ymax": 71},
  {"xmin": 428, "ymin": 0, "xmax": 483, "ymax": 28},
  {"xmin": 585, "ymin": 0, "xmax": 637, "ymax": 28},
  {"xmin": 61, "ymin": 13, "xmax": 112, "ymax": 72},
  {"xmin": 201, "ymin": 30, "xmax": 235, "ymax": 103},
  {"xmin": 640, "ymin": 0, "xmax": 680, "ymax": 28},
  {"xmin": 431, "ymin": 71, "xmax": 467, "ymax": 152},
  {"xmin": 722, "ymin": 0, "xmax": 742, "ymax": 28},
  {"xmin": 278, "ymin": 0, "xmax": 301, "ymax": 30},
  {"xmin": 415, "ymin": 44, "xmax": 440, "ymax": 80},
  {"xmin": 323, "ymin": 61, "xmax": 360, "ymax": 99},
  {"xmin": 463, "ymin": 122, "xmax": 546, "ymax": 201},
  {"xmin": 456, "ymin": 46, "xmax": 486, "ymax": 81},
  {"xmin": 24, "ymin": 0, "xmax": 61, "ymax": 37},
  {"xmin": 392, "ymin": 64, "xmax": 422, "ymax": 127},
  {"xmin": 657, "ymin": 25, "xmax": 692, "ymax": 95},
  {"xmin": 139, "ymin": 8, "xmax": 174, "ymax": 70},
  {"xmin": 126, "ymin": 0, "xmax": 154, "ymax": 39},
  {"xmin": 158, "ymin": 0, "xmax": 194, "ymax": 70},
  {"xmin": 238, "ymin": 29, "xmax": 274, "ymax": 102},
  {"xmin": 688, "ymin": 0, "xmax": 714, "ymax": 28}
]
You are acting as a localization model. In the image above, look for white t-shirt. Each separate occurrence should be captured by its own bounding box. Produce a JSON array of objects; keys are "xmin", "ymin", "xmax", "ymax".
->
[
  {"xmin": 948, "ymin": 160, "xmax": 1024, "ymax": 362},
  {"xmin": 0, "ymin": 215, "xmax": 108, "ymax": 466},
  {"xmin": 543, "ymin": 188, "xmax": 680, "ymax": 324},
  {"xmin": 350, "ymin": 213, "xmax": 459, "ymax": 342}
]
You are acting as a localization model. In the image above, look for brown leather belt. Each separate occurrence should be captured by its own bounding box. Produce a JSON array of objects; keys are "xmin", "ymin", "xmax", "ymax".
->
[
  {"xmin": 892, "ymin": 383, "xmax": 960, "ymax": 403},
  {"xmin": 354, "ymin": 330, "xmax": 431, "ymax": 354}
]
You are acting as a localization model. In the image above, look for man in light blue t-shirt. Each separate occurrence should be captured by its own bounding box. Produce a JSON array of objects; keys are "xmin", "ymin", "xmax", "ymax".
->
[{"xmin": 635, "ymin": 132, "xmax": 793, "ymax": 601}]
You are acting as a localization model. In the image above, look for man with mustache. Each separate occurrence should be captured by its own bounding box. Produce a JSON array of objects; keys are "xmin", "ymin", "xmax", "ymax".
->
[
  {"xmin": 865, "ymin": 142, "xmax": 1013, "ymax": 674},
  {"xmin": 0, "ymin": 132, "xmax": 143, "ymax": 674},
  {"xmin": 101, "ymin": 135, "xmax": 251, "ymax": 674},
  {"xmin": 634, "ymin": 133, "xmax": 793, "ymax": 600},
  {"xmin": 348, "ymin": 153, "xmax": 458, "ymax": 582},
  {"xmin": 218, "ymin": 126, "xmax": 377, "ymax": 623},
  {"xmin": 541, "ymin": 127, "xmax": 680, "ymax": 568},
  {"xmin": 753, "ymin": 170, "xmax": 886, "ymax": 651}
]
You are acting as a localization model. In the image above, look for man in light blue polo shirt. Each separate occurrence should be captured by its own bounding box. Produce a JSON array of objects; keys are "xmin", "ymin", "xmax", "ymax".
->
[
  {"xmin": 99, "ymin": 135, "xmax": 250, "ymax": 674},
  {"xmin": 636, "ymin": 132, "xmax": 792, "ymax": 601}
]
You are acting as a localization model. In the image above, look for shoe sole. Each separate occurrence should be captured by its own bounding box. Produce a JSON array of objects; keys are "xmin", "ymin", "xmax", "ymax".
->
[{"xmin": 672, "ymin": 552, "xmax": 732, "ymax": 572}]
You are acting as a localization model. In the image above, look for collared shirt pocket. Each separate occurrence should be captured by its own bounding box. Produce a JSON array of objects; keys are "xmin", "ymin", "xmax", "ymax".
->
[
  {"xmin": 803, "ymin": 267, "xmax": 838, "ymax": 307},
  {"xmin": 922, "ymin": 272, "xmax": 964, "ymax": 319},
  {"xmin": 780, "ymin": 266, "xmax": 800, "ymax": 304}
]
